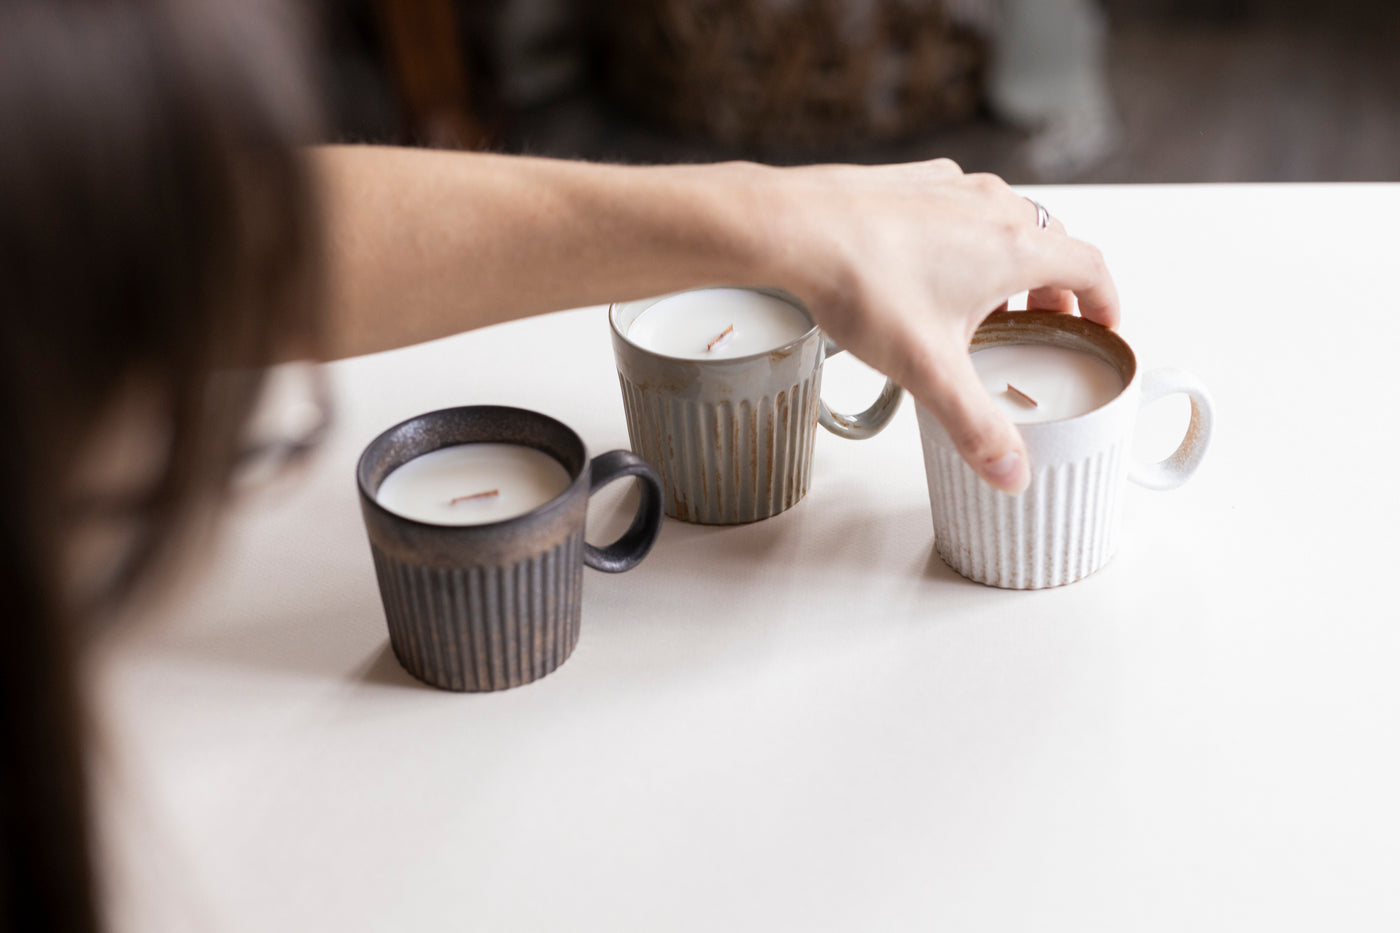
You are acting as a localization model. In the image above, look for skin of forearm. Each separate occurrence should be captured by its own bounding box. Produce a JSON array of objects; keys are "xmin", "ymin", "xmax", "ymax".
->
[{"xmin": 311, "ymin": 146, "xmax": 783, "ymax": 359}]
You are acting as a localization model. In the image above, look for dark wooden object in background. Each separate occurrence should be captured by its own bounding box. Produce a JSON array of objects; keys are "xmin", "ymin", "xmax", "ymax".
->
[
  {"xmin": 504, "ymin": 13, "xmax": 1400, "ymax": 184},
  {"xmin": 347, "ymin": 0, "xmax": 1400, "ymax": 182},
  {"xmin": 601, "ymin": 0, "xmax": 985, "ymax": 148},
  {"xmin": 372, "ymin": 0, "xmax": 483, "ymax": 149}
]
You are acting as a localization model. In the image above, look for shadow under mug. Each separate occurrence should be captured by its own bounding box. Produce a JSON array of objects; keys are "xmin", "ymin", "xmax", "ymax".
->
[
  {"xmin": 916, "ymin": 311, "xmax": 1214, "ymax": 589},
  {"xmin": 609, "ymin": 287, "xmax": 903, "ymax": 524},
  {"xmin": 357, "ymin": 405, "xmax": 663, "ymax": 691}
]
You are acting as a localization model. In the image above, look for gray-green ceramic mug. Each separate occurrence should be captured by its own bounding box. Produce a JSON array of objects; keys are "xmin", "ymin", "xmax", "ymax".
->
[{"xmin": 609, "ymin": 287, "xmax": 902, "ymax": 525}]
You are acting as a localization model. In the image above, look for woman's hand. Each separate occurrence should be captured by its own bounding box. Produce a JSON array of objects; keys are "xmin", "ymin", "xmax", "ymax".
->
[{"xmin": 758, "ymin": 158, "xmax": 1120, "ymax": 493}]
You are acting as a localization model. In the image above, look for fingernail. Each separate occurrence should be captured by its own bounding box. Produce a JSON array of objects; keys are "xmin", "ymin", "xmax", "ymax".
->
[{"xmin": 984, "ymin": 451, "xmax": 1029, "ymax": 494}]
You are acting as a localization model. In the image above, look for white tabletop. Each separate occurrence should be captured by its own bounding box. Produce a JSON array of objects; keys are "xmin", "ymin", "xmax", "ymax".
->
[{"xmin": 98, "ymin": 184, "xmax": 1400, "ymax": 932}]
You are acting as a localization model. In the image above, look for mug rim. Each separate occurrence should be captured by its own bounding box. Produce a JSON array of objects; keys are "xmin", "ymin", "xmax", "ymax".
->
[
  {"xmin": 609, "ymin": 286, "xmax": 821, "ymax": 365},
  {"xmin": 356, "ymin": 404, "xmax": 590, "ymax": 532},
  {"xmin": 969, "ymin": 310, "xmax": 1139, "ymax": 429}
]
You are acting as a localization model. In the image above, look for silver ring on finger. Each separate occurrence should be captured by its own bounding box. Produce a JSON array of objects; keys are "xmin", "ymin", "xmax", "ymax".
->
[{"xmin": 1025, "ymin": 197, "xmax": 1050, "ymax": 230}]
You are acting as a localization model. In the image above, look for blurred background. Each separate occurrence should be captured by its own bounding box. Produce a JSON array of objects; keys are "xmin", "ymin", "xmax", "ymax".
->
[{"xmin": 319, "ymin": 0, "xmax": 1400, "ymax": 183}]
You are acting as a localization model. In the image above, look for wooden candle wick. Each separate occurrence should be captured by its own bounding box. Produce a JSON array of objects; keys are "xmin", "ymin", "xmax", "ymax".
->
[
  {"xmin": 706, "ymin": 324, "xmax": 735, "ymax": 352},
  {"xmin": 449, "ymin": 489, "xmax": 500, "ymax": 505},
  {"xmin": 1006, "ymin": 383, "xmax": 1039, "ymax": 408}
]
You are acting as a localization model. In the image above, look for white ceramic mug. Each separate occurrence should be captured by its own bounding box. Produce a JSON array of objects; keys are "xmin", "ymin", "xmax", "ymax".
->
[
  {"xmin": 916, "ymin": 311, "xmax": 1214, "ymax": 588},
  {"xmin": 610, "ymin": 287, "xmax": 902, "ymax": 524}
]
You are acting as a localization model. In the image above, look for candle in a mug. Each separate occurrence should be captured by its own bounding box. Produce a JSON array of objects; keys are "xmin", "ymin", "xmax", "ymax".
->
[
  {"xmin": 625, "ymin": 288, "xmax": 812, "ymax": 359},
  {"xmin": 972, "ymin": 345, "xmax": 1122, "ymax": 424},
  {"xmin": 376, "ymin": 443, "xmax": 572, "ymax": 525}
]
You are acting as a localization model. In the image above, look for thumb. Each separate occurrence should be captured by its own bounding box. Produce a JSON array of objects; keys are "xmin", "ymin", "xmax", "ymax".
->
[{"xmin": 914, "ymin": 348, "xmax": 1030, "ymax": 494}]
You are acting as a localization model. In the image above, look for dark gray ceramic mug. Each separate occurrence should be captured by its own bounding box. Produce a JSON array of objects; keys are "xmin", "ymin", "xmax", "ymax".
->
[{"xmin": 357, "ymin": 406, "xmax": 663, "ymax": 691}]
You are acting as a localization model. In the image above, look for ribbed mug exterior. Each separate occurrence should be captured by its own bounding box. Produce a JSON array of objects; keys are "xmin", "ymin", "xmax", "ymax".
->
[
  {"xmin": 918, "ymin": 406, "xmax": 1135, "ymax": 588},
  {"xmin": 916, "ymin": 311, "xmax": 1144, "ymax": 589},
  {"xmin": 610, "ymin": 290, "xmax": 827, "ymax": 525},
  {"xmin": 358, "ymin": 406, "xmax": 663, "ymax": 691},
  {"xmin": 615, "ymin": 369, "xmax": 821, "ymax": 524},
  {"xmin": 369, "ymin": 532, "xmax": 583, "ymax": 692}
]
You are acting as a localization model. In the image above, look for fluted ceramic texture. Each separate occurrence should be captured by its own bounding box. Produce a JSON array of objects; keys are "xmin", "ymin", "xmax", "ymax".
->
[
  {"xmin": 618, "ymin": 373, "xmax": 819, "ymax": 524},
  {"xmin": 370, "ymin": 531, "xmax": 584, "ymax": 691},
  {"xmin": 925, "ymin": 440, "xmax": 1130, "ymax": 589}
]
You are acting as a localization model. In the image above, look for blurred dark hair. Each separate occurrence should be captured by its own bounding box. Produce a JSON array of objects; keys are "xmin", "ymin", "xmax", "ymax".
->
[{"xmin": 0, "ymin": 1, "xmax": 323, "ymax": 930}]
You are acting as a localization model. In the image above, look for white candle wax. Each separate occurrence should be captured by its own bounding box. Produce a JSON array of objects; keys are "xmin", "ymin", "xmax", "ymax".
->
[
  {"xmin": 376, "ymin": 443, "xmax": 572, "ymax": 526},
  {"xmin": 972, "ymin": 344, "xmax": 1123, "ymax": 424},
  {"xmin": 625, "ymin": 288, "xmax": 812, "ymax": 359}
]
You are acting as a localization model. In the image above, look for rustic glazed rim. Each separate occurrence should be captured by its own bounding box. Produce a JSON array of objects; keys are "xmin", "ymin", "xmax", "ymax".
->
[
  {"xmin": 608, "ymin": 286, "xmax": 820, "ymax": 364},
  {"xmin": 357, "ymin": 405, "xmax": 589, "ymax": 532},
  {"xmin": 971, "ymin": 310, "xmax": 1138, "ymax": 425}
]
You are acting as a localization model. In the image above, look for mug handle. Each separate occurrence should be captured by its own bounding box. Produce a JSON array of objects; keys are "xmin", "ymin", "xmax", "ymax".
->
[
  {"xmin": 1129, "ymin": 367, "xmax": 1215, "ymax": 491},
  {"xmin": 584, "ymin": 449, "xmax": 664, "ymax": 573},
  {"xmin": 817, "ymin": 335, "xmax": 903, "ymax": 440}
]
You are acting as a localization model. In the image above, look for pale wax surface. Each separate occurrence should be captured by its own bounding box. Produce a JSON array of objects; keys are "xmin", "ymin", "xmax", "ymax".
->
[
  {"xmin": 625, "ymin": 287, "xmax": 812, "ymax": 359},
  {"xmin": 972, "ymin": 344, "xmax": 1123, "ymax": 423},
  {"xmin": 375, "ymin": 443, "xmax": 571, "ymax": 525}
]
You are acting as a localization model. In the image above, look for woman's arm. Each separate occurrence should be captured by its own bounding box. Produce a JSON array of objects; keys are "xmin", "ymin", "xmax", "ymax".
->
[
  {"xmin": 312, "ymin": 146, "xmax": 1118, "ymax": 492},
  {"xmin": 313, "ymin": 146, "xmax": 774, "ymax": 356}
]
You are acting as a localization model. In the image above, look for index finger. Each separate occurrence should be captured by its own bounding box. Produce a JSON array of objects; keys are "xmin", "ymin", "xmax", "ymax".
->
[{"xmin": 1029, "ymin": 233, "xmax": 1121, "ymax": 328}]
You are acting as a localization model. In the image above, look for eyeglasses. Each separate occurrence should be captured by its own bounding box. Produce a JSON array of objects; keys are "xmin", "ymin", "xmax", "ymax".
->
[
  {"xmin": 63, "ymin": 360, "xmax": 333, "ymax": 614},
  {"xmin": 229, "ymin": 359, "xmax": 333, "ymax": 494}
]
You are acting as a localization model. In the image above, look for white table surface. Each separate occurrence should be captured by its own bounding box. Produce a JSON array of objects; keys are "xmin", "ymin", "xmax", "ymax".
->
[{"xmin": 98, "ymin": 184, "xmax": 1400, "ymax": 932}]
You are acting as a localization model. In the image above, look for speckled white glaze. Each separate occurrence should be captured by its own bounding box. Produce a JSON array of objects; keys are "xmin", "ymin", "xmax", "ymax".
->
[{"xmin": 917, "ymin": 312, "xmax": 1213, "ymax": 589}]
